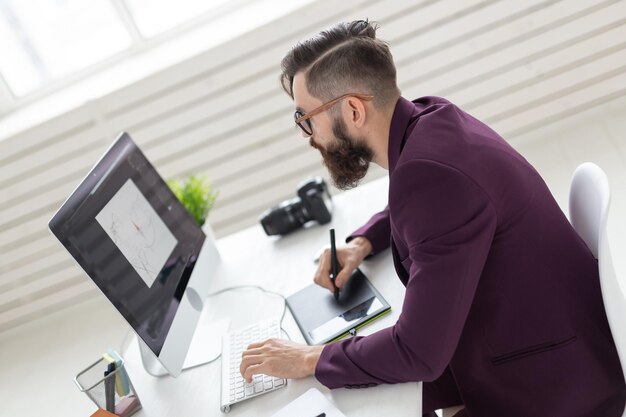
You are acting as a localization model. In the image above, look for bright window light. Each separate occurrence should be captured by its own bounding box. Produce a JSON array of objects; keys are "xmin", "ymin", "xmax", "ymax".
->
[
  {"xmin": 0, "ymin": 0, "xmax": 131, "ymax": 97},
  {"xmin": 123, "ymin": 0, "xmax": 233, "ymax": 38}
]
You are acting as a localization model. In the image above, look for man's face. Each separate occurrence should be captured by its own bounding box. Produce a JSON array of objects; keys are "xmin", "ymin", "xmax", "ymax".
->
[{"xmin": 292, "ymin": 73, "xmax": 373, "ymax": 190}]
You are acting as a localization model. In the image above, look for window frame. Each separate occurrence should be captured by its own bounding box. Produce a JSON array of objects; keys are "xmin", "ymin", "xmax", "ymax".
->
[{"xmin": 0, "ymin": 0, "xmax": 255, "ymax": 117}]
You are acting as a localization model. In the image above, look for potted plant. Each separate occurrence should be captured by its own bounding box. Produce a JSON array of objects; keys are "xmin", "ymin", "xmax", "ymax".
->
[{"xmin": 167, "ymin": 175, "xmax": 218, "ymax": 228}]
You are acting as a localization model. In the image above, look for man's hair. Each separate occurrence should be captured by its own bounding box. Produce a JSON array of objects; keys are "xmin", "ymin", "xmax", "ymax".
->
[{"xmin": 280, "ymin": 20, "xmax": 400, "ymax": 108}]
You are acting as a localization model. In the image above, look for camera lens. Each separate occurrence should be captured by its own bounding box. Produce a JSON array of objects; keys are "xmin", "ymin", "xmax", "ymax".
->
[
  {"xmin": 259, "ymin": 198, "xmax": 310, "ymax": 236},
  {"xmin": 259, "ymin": 176, "xmax": 332, "ymax": 236}
]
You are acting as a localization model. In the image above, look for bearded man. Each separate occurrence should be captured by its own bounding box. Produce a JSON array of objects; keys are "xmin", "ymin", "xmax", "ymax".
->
[{"xmin": 240, "ymin": 19, "xmax": 625, "ymax": 417}]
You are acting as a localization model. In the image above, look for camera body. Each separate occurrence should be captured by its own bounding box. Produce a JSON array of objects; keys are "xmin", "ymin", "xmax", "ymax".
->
[{"xmin": 260, "ymin": 177, "xmax": 333, "ymax": 236}]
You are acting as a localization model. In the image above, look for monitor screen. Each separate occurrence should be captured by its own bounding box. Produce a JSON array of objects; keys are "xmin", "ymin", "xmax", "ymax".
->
[{"xmin": 49, "ymin": 133, "xmax": 205, "ymax": 356}]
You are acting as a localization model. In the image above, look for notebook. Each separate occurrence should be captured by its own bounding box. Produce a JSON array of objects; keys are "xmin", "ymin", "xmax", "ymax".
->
[{"xmin": 287, "ymin": 268, "xmax": 390, "ymax": 345}]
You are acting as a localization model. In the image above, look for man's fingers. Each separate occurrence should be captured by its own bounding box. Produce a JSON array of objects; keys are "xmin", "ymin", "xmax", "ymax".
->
[
  {"xmin": 313, "ymin": 247, "xmax": 363, "ymax": 294},
  {"xmin": 240, "ymin": 353, "xmax": 264, "ymax": 381},
  {"xmin": 242, "ymin": 363, "xmax": 265, "ymax": 383},
  {"xmin": 335, "ymin": 267, "xmax": 353, "ymax": 289},
  {"xmin": 246, "ymin": 338, "xmax": 272, "ymax": 350},
  {"xmin": 242, "ymin": 347, "xmax": 264, "ymax": 357},
  {"xmin": 314, "ymin": 250, "xmax": 335, "ymax": 292},
  {"xmin": 321, "ymin": 247, "xmax": 349, "ymax": 293}
]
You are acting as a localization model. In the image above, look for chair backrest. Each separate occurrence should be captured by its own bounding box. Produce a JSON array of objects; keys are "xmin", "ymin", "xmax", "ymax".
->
[
  {"xmin": 569, "ymin": 163, "xmax": 610, "ymax": 258},
  {"xmin": 569, "ymin": 162, "xmax": 626, "ymax": 403}
]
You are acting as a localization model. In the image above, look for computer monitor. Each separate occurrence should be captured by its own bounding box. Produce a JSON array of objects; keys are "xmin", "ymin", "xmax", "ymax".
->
[{"xmin": 49, "ymin": 132, "xmax": 220, "ymax": 377}]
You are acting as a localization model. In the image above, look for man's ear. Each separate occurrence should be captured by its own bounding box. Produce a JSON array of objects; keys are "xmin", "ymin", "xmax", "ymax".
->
[{"xmin": 344, "ymin": 96, "xmax": 366, "ymax": 129}]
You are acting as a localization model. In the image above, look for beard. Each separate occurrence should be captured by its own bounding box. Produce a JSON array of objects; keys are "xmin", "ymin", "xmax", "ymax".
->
[{"xmin": 309, "ymin": 117, "xmax": 374, "ymax": 190}]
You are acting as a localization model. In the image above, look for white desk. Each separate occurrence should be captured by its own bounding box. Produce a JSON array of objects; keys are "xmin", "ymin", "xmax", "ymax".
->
[{"xmin": 0, "ymin": 176, "xmax": 421, "ymax": 417}]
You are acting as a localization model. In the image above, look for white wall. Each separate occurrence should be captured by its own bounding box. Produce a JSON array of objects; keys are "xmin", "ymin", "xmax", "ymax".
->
[
  {"xmin": 1, "ymin": 0, "xmax": 625, "ymax": 332},
  {"xmin": 514, "ymin": 95, "xmax": 626, "ymax": 285}
]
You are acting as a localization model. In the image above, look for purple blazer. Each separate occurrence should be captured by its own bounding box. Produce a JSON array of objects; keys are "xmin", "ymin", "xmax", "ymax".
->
[{"xmin": 314, "ymin": 97, "xmax": 625, "ymax": 416}]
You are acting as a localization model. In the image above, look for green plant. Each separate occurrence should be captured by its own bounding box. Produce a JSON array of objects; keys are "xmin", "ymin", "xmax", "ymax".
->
[{"xmin": 167, "ymin": 175, "xmax": 218, "ymax": 226}]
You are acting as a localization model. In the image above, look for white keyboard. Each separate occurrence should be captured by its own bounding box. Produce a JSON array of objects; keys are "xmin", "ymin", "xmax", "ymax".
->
[{"xmin": 220, "ymin": 318, "xmax": 287, "ymax": 413}]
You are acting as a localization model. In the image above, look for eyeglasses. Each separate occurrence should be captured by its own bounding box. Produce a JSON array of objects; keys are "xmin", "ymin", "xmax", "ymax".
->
[{"xmin": 294, "ymin": 93, "xmax": 374, "ymax": 136}]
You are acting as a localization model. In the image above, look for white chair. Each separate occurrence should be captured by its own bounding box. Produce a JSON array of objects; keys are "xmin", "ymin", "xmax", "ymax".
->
[{"xmin": 569, "ymin": 162, "xmax": 626, "ymax": 416}]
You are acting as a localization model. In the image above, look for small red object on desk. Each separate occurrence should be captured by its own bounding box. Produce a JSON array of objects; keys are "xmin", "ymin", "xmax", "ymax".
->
[{"xmin": 90, "ymin": 409, "xmax": 117, "ymax": 417}]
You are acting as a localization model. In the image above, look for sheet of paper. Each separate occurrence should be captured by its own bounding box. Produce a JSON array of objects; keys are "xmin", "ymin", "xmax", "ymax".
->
[
  {"xmin": 96, "ymin": 178, "xmax": 177, "ymax": 288},
  {"xmin": 271, "ymin": 388, "xmax": 346, "ymax": 417}
]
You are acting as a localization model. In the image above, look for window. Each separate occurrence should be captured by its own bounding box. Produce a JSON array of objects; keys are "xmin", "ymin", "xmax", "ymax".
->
[
  {"xmin": 124, "ymin": 0, "xmax": 234, "ymax": 38},
  {"xmin": 0, "ymin": 0, "xmax": 131, "ymax": 97},
  {"xmin": 0, "ymin": 0, "xmax": 243, "ymax": 108}
]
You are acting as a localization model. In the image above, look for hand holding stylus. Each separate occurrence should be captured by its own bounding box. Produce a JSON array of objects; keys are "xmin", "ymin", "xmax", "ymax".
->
[{"xmin": 313, "ymin": 235, "xmax": 373, "ymax": 295}]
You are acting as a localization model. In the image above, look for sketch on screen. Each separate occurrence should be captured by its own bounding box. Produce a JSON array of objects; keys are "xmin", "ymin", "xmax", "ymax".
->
[{"xmin": 96, "ymin": 179, "xmax": 177, "ymax": 288}]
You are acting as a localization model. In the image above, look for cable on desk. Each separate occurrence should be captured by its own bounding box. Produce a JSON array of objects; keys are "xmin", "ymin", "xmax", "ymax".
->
[
  {"xmin": 118, "ymin": 285, "xmax": 291, "ymax": 365},
  {"xmin": 206, "ymin": 285, "xmax": 291, "ymax": 341}
]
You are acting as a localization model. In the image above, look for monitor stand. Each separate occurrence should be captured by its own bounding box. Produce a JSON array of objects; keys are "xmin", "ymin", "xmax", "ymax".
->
[{"xmin": 125, "ymin": 317, "xmax": 230, "ymax": 377}]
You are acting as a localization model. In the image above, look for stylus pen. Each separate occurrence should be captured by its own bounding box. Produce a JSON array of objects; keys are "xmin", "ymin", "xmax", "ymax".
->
[
  {"xmin": 104, "ymin": 363, "xmax": 116, "ymax": 412},
  {"xmin": 330, "ymin": 229, "xmax": 340, "ymax": 301}
]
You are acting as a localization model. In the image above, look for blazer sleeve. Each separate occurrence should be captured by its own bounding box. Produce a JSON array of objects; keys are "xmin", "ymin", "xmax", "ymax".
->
[
  {"xmin": 315, "ymin": 160, "xmax": 497, "ymax": 387},
  {"xmin": 346, "ymin": 205, "xmax": 391, "ymax": 257}
]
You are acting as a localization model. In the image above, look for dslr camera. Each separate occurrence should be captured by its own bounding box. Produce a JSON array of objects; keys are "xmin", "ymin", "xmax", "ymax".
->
[{"xmin": 260, "ymin": 177, "xmax": 333, "ymax": 236}]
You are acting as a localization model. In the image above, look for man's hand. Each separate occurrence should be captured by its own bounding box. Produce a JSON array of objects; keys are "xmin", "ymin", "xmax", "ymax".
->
[
  {"xmin": 240, "ymin": 339, "xmax": 324, "ymax": 383},
  {"xmin": 314, "ymin": 236, "xmax": 373, "ymax": 293}
]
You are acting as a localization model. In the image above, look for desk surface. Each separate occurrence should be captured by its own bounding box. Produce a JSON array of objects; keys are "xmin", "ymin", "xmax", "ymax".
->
[{"xmin": 0, "ymin": 176, "xmax": 421, "ymax": 417}]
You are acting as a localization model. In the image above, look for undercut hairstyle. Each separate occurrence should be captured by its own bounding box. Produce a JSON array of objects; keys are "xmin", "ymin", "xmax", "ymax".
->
[{"xmin": 280, "ymin": 19, "xmax": 400, "ymax": 108}]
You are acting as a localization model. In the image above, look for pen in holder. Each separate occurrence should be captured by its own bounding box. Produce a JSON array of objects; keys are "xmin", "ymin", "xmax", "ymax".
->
[{"xmin": 75, "ymin": 357, "xmax": 142, "ymax": 417}]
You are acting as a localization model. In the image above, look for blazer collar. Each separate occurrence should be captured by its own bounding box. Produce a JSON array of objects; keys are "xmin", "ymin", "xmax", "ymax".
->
[
  {"xmin": 387, "ymin": 96, "xmax": 452, "ymax": 174},
  {"xmin": 387, "ymin": 96, "xmax": 418, "ymax": 174}
]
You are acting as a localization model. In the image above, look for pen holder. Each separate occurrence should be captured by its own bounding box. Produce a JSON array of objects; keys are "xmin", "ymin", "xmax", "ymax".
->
[{"xmin": 74, "ymin": 357, "xmax": 142, "ymax": 417}]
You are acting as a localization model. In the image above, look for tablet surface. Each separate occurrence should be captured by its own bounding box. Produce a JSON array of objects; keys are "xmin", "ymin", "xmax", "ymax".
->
[{"xmin": 286, "ymin": 269, "xmax": 391, "ymax": 345}]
